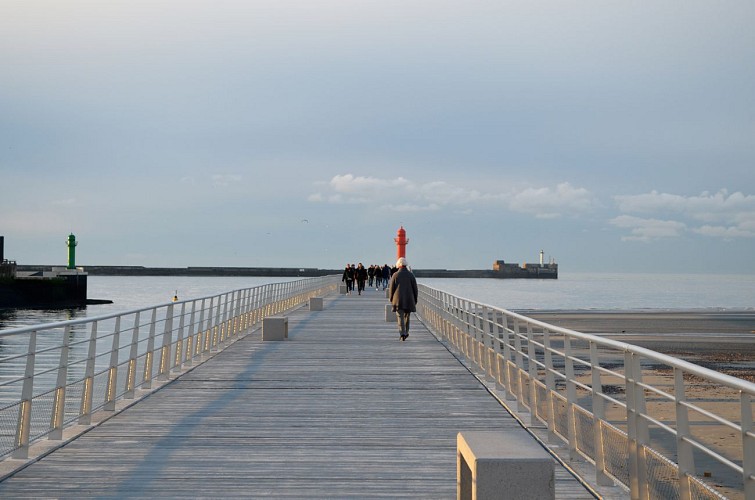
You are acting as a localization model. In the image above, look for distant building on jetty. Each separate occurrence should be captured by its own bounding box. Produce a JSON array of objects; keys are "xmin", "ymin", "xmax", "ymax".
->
[{"xmin": 491, "ymin": 250, "xmax": 558, "ymax": 279}]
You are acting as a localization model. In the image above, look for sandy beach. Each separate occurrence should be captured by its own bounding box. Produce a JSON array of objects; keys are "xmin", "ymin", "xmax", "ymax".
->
[
  {"xmin": 518, "ymin": 310, "xmax": 755, "ymax": 497},
  {"xmin": 524, "ymin": 310, "xmax": 755, "ymax": 380}
]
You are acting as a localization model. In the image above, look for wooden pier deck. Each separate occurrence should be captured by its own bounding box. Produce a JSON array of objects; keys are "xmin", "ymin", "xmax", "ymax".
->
[{"xmin": 0, "ymin": 288, "xmax": 599, "ymax": 498}]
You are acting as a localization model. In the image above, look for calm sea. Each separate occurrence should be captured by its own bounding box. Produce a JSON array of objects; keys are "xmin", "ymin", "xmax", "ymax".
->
[{"xmin": 1, "ymin": 273, "xmax": 753, "ymax": 332}]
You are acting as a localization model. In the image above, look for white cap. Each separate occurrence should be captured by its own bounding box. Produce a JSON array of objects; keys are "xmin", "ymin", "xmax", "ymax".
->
[{"xmin": 396, "ymin": 257, "xmax": 407, "ymax": 267}]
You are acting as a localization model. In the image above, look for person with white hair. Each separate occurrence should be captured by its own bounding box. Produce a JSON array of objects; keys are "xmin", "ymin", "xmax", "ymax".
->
[{"xmin": 388, "ymin": 257, "xmax": 418, "ymax": 341}]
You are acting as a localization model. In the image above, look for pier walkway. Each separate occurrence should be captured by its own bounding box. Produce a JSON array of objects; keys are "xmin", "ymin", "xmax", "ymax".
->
[{"xmin": 0, "ymin": 288, "xmax": 598, "ymax": 498}]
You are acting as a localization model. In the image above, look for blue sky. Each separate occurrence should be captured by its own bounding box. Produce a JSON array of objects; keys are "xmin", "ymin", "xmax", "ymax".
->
[{"xmin": 1, "ymin": 1, "xmax": 754, "ymax": 273}]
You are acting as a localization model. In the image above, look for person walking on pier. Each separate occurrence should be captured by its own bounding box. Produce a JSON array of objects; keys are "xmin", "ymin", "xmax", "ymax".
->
[
  {"xmin": 342, "ymin": 264, "xmax": 355, "ymax": 294},
  {"xmin": 389, "ymin": 257, "xmax": 418, "ymax": 341},
  {"xmin": 367, "ymin": 265, "xmax": 375, "ymax": 288},
  {"xmin": 355, "ymin": 263, "xmax": 368, "ymax": 295},
  {"xmin": 381, "ymin": 263, "xmax": 391, "ymax": 290}
]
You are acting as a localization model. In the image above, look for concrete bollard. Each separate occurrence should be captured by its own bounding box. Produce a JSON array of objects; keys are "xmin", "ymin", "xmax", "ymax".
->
[
  {"xmin": 385, "ymin": 303, "xmax": 396, "ymax": 322},
  {"xmin": 385, "ymin": 288, "xmax": 390, "ymax": 299},
  {"xmin": 457, "ymin": 431, "xmax": 554, "ymax": 500},
  {"xmin": 309, "ymin": 297, "xmax": 323, "ymax": 311},
  {"xmin": 262, "ymin": 316, "xmax": 288, "ymax": 341}
]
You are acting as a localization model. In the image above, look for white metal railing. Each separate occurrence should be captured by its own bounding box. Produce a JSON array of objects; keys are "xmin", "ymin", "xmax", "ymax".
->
[
  {"xmin": 417, "ymin": 284, "xmax": 753, "ymax": 500},
  {"xmin": 0, "ymin": 276, "xmax": 339, "ymax": 460}
]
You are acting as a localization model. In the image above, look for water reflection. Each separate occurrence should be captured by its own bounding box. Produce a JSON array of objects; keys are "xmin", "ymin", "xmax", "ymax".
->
[{"xmin": 0, "ymin": 307, "xmax": 87, "ymax": 332}]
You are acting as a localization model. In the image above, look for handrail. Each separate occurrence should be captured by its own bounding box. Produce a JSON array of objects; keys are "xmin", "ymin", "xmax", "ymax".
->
[
  {"xmin": 0, "ymin": 275, "xmax": 339, "ymax": 460},
  {"xmin": 417, "ymin": 283, "xmax": 752, "ymax": 500}
]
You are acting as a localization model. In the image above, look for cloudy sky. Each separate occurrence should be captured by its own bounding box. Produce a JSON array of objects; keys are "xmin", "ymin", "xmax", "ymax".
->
[{"xmin": 1, "ymin": 1, "xmax": 754, "ymax": 273}]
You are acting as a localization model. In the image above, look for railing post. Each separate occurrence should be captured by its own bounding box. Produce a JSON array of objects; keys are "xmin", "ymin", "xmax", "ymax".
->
[
  {"xmin": 742, "ymin": 393, "xmax": 755, "ymax": 499},
  {"xmin": 234, "ymin": 290, "xmax": 243, "ymax": 337},
  {"xmin": 198, "ymin": 298, "xmax": 208, "ymax": 356},
  {"xmin": 185, "ymin": 301, "xmax": 197, "ymax": 366},
  {"xmin": 252, "ymin": 287, "xmax": 260, "ymax": 326},
  {"xmin": 124, "ymin": 311, "xmax": 140, "ymax": 399},
  {"xmin": 79, "ymin": 322, "xmax": 98, "ymax": 425},
  {"xmin": 173, "ymin": 302, "xmax": 186, "ymax": 372},
  {"xmin": 512, "ymin": 318, "xmax": 525, "ymax": 404},
  {"xmin": 563, "ymin": 335, "xmax": 580, "ymax": 461},
  {"xmin": 50, "ymin": 325, "xmax": 71, "ymax": 440},
  {"xmin": 104, "ymin": 316, "xmax": 121, "ymax": 411},
  {"xmin": 142, "ymin": 308, "xmax": 158, "ymax": 389},
  {"xmin": 526, "ymin": 321, "xmax": 539, "ymax": 426},
  {"xmin": 212, "ymin": 296, "xmax": 222, "ymax": 350},
  {"xmin": 477, "ymin": 305, "xmax": 489, "ymax": 376},
  {"xmin": 500, "ymin": 313, "xmax": 515, "ymax": 402},
  {"xmin": 674, "ymin": 367, "xmax": 695, "ymax": 500},
  {"xmin": 590, "ymin": 342, "xmax": 614, "ymax": 486},
  {"xmin": 625, "ymin": 351, "xmax": 649, "ymax": 499},
  {"xmin": 218, "ymin": 292, "xmax": 233, "ymax": 345},
  {"xmin": 484, "ymin": 307, "xmax": 498, "ymax": 382},
  {"xmin": 543, "ymin": 328, "xmax": 558, "ymax": 443},
  {"xmin": 204, "ymin": 297, "xmax": 215, "ymax": 353},
  {"xmin": 157, "ymin": 303, "xmax": 174, "ymax": 381},
  {"xmin": 13, "ymin": 331, "xmax": 37, "ymax": 459}
]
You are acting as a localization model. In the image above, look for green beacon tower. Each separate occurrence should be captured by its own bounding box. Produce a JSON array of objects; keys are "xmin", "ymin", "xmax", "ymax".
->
[{"xmin": 66, "ymin": 233, "xmax": 78, "ymax": 270}]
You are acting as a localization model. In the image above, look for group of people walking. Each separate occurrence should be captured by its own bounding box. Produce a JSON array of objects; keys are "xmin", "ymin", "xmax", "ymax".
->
[
  {"xmin": 341, "ymin": 263, "xmax": 393, "ymax": 295},
  {"xmin": 341, "ymin": 258, "xmax": 418, "ymax": 342}
]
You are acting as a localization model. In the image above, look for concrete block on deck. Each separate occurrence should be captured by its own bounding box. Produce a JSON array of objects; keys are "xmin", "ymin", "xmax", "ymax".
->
[
  {"xmin": 262, "ymin": 316, "xmax": 288, "ymax": 341},
  {"xmin": 309, "ymin": 297, "xmax": 323, "ymax": 311},
  {"xmin": 457, "ymin": 431, "xmax": 554, "ymax": 500},
  {"xmin": 385, "ymin": 303, "xmax": 396, "ymax": 322}
]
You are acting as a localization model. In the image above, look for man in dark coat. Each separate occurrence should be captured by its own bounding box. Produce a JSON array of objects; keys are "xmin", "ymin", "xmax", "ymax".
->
[
  {"xmin": 388, "ymin": 257, "xmax": 418, "ymax": 341},
  {"xmin": 342, "ymin": 264, "xmax": 355, "ymax": 294}
]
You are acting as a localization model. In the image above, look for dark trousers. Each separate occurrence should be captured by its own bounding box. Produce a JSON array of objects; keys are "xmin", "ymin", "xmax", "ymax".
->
[{"xmin": 396, "ymin": 310, "xmax": 411, "ymax": 335}]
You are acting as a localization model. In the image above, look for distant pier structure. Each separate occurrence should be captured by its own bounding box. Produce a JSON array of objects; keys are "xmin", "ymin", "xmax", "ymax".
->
[
  {"xmin": 493, "ymin": 250, "xmax": 558, "ymax": 279},
  {"xmin": 0, "ymin": 234, "xmax": 92, "ymax": 308},
  {"xmin": 0, "ymin": 236, "xmax": 17, "ymax": 279}
]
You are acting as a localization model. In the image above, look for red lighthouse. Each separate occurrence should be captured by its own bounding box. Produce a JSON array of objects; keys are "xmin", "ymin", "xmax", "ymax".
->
[{"xmin": 394, "ymin": 226, "xmax": 409, "ymax": 259}]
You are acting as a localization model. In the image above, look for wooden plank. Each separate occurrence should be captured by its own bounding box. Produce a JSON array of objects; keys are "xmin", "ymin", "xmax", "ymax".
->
[{"xmin": 0, "ymin": 289, "xmax": 598, "ymax": 498}]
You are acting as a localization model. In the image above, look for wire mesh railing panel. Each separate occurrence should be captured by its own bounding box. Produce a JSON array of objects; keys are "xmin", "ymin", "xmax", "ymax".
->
[
  {"xmin": 574, "ymin": 406, "xmax": 597, "ymax": 460},
  {"xmin": 520, "ymin": 373, "xmax": 531, "ymax": 409},
  {"xmin": 63, "ymin": 380, "xmax": 85, "ymax": 425},
  {"xmin": 644, "ymin": 445, "xmax": 681, "ymax": 500},
  {"xmin": 28, "ymin": 389, "xmax": 55, "ymax": 442},
  {"xmin": 90, "ymin": 371, "xmax": 110, "ymax": 413},
  {"xmin": 602, "ymin": 421, "xmax": 631, "ymax": 486},
  {"xmin": 112, "ymin": 360, "xmax": 132, "ymax": 400},
  {"xmin": 535, "ymin": 381, "xmax": 548, "ymax": 424},
  {"xmin": 134, "ymin": 352, "xmax": 148, "ymax": 388},
  {"xmin": 0, "ymin": 402, "xmax": 20, "ymax": 456},
  {"xmin": 552, "ymin": 392, "xmax": 569, "ymax": 440},
  {"xmin": 690, "ymin": 475, "xmax": 729, "ymax": 500}
]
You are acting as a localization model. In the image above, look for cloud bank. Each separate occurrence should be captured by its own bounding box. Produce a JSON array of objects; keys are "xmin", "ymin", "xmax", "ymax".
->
[
  {"xmin": 309, "ymin": 174, "xmax": 596, "ymax": 219},
  {"xmin": 613, "ymin": 190, "xmax": 755, "ymax": 241}
]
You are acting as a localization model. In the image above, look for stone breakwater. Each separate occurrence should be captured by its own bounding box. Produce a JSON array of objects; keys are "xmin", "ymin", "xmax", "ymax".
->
[{"xmin": 17, "ymin": 265, "xmax": 511, "ymax": 278}]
